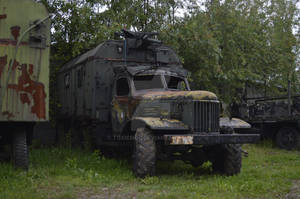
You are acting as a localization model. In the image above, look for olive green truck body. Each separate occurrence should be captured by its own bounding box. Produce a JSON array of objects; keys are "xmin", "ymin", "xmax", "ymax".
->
[{"xmin": 0, "ymin": 0, "xmax": 50, "ymax": 168}]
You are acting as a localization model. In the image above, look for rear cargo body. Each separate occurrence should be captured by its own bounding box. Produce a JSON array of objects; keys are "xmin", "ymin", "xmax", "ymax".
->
[
  {"xmin": 0, "ymin": 0, "xmax": 50, "ymax": 169},
  {"xmin": 0, "ymin": 0, "xmax": 50, "ymax": 122}
]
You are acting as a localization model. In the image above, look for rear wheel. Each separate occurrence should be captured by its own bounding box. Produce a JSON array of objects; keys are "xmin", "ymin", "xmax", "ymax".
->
[
  {"xmin": 276, "ymin": 127, "xmax": 300, "ymax": 150},
  {"xmin": 12, "ymin": 128, "xmax": 29, "ymax": 170},
  {"xmin": 133, "ymin": 128, "xmax": 156, "ymax": 178},
  {"xmin": 211, "ymin": 144, "xmax": 241, "ymax": 176}
]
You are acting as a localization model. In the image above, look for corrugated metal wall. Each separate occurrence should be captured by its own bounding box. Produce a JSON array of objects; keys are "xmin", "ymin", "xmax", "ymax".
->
[{"xmin": 0, "ymin": 0, "xmax": 50, "ymax": 121}]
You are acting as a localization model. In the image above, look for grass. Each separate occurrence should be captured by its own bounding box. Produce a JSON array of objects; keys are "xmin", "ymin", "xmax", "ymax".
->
[{"xmin": 0, "ymin": 141, "xmax": 299, "ymax": 199}]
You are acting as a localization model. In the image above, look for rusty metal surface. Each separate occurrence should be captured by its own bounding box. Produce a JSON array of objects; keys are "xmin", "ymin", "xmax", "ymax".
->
[
  {"xmin": 220, "ymin": 117, "xmax": 251, "ymax": 129},
  {"xmin": 133, "ymin": 117, "xmax": 189, "ymax": 130},
  {"xmin": 169, "ymin": 135, "xmax": 193, "ymax": 145},
  {"xmin": 139, "ymin": 90, "xmax": 218, "ymax": 101},
  {"xmin": 0, "ymin": 0, "xmax": 50, "ymax": 121},
  {"xmin": 164, "ymin": 133, "xmax": 260, "ymax": 145}
]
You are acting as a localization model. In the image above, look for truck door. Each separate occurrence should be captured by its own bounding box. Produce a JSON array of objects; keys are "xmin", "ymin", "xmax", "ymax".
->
[{"xmin": 111, "ymin": 77, "xmax": 131, "ymax": 134}]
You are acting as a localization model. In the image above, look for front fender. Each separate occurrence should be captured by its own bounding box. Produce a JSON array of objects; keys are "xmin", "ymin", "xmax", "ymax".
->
[
  {"xmin": 220, "ymin": 117, "xmax": 251, "ymax": 129},
  {"xmin": 132, "ymin": 117, "xmax": 189, "ymax": 131}
]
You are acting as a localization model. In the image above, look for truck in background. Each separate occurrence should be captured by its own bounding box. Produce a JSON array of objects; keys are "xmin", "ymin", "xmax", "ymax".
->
[
  {"xmin": 234, "ymin": 80, "xmax": 300, "ymax": 150},
  {"xmin": 0, "ymin": 0, "xmax": 50, "ymax": 169}
]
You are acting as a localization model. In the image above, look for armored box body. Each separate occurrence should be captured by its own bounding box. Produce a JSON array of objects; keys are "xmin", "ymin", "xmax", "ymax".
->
[
  {"xmin": 57, "ymin": 39, "xmax": 181, "ymax": 122},
  {"xmin": 0, "ymin": 0, "xmax": 50, "ymax": 122}
]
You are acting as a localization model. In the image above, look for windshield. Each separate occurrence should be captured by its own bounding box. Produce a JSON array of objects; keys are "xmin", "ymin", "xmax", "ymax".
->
[
  {"xmin": 165, "ymin": 75, "xmax": 187, "ymax": 90},
  {"xmin": 133, "ymin": 75, "xmax": 164, "ymax": 90}
]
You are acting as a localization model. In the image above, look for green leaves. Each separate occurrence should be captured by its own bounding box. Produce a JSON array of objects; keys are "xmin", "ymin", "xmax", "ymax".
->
[{"xmin": 40, "ymin": 0, "xmax": 299, "ymax": 107}]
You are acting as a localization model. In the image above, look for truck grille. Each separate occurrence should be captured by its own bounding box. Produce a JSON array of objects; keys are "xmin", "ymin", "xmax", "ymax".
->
[{"xmin": 193, "ymin": 101, "xmax": 220, "ymax": 133}]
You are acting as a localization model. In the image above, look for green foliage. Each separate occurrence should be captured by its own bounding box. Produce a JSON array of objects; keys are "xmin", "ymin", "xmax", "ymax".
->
[
  {"xmin": 161, "ymin": 0, "xmax": 299, "ymax": 103},
  {"xmin": 39, "ymin": 0, "xmax": 299, "ymax": 108}
]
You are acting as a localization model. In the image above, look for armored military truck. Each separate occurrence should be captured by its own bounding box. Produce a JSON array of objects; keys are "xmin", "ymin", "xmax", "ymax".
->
[
  {"xmin": 57, "ymin": 29, "xmax": 259, "ymax": 177},
  {"xmin": 0, "ymin": 0, "xmax": 50, "ymax": 169},
  {"xmin": 235, "ymin": 81, "xmax": 300, "ymax": 150}
]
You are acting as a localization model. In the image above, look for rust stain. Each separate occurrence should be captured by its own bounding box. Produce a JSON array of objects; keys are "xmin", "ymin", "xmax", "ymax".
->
[
  {"xmin": 2, "ymin": 111, "xmax": 14, "ymax": 120},
  {"xmin": 170, "ymin": 135, "xmax": 193, "ymax": 145},
  {"xmin": 0, "ymin": 14, "xmax": 6, "ymax": 20},
  {"xmin": 0, "ymin": 39, "xmax": 28, "ymax": 46},
  {"xmin": 8, "ymin": 64, "xmax": 46, "ymax": 119},
  {"xmin": 20, "ymin": 93, "xmax": 30, "ymax": 105},
  {"xmin": 10, "ymin": 26, "xmax": 20, "ymax": 40},
  {"xmin": 29, "ymin": 64, "xmax": 33, "ymax": 75},
  {"xmin": 0, "ymin": 55, "xmax": 7, "ymax": 80},
  {"xmin": 10, "ymin": 59, "xmax": 19, "ymax": 71}
]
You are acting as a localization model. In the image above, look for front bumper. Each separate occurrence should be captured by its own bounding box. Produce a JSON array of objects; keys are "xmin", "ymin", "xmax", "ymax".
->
[{"xmin": 164, "ymin": 134, "xmax": 260, "ymax": 145}]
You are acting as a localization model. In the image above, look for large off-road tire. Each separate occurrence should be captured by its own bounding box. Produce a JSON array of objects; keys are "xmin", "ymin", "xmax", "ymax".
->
[
  {"xmin": 211, "ymin": 144, "xmax": 241, "ymax": 176},
  {"xmin": 133, "ymin": 128, "xmax": 156, "ymax": 178},
  {"xmin": 276, "ymin": 127, "xmax": 300, "ymax": 150},
  {"xmin": 12, "ymin": 128, "xmax": 29, "ymax": 170}
]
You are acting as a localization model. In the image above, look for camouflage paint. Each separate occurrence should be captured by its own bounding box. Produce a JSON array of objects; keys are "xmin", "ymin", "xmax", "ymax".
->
[
  {"xmin": 0, "ymin": 0, "xmax": 50, "ymax": 121},
  {"xmin": 133, "ymin": 117, "xmax": 189, "ymax": 130},
  {"xmin": 140, "ymin": 90, "xmax": 218, "ymax": 101}
]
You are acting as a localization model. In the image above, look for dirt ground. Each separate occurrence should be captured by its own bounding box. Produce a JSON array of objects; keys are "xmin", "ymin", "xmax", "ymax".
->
[{"xmin": 286, "ymin": 180, "xmax": 300, "ymax": 199}]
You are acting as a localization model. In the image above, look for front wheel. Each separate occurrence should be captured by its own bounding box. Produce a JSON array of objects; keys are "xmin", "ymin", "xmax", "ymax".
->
[
  {"xmin": 211, "ymin": 144, "xmax": 242, "ymax": 176},
  {"xmin": 133, "ymin": 128, "xmax": 156, "ymax": 178},
  {"xmin": 12, "ymin": 128, "xmax": 29, "ymax": 170},
  {"xmin": 276, "ymin": 127, "xmax": 300, "ymax": 150}
]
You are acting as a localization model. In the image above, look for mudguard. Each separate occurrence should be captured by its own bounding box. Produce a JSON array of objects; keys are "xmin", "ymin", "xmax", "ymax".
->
[
  {"xmin": 220, "ymin": 117, "xmax": 251, "ymax": 129},
  {"xmin": 132, "ymin": 117, "xmax": 189, "ymax": 131}
]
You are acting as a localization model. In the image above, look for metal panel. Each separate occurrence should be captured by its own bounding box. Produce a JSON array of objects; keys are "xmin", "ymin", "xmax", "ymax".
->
[
  {"xmin": 191, "ymin": 101, "xmax": 220, "ymax": 133},
  {"xmin": 0, "ymin": 0, "xmax": 50, "ymax": 121},
  {"xmin": 164, "ymin": 134, "xmax": 260, "ymax": 145}
]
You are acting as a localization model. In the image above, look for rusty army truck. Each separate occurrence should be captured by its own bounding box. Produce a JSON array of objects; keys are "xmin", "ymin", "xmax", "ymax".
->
[
  {"xmin": 0, "ymin": 0, "xmax": 50, "ymax": 169},
  {"xmin": 234, "ymin": 80, "xmax": 300, "ymax": 150},
  {"xmin": 57, "ymin": 30, "xmax": 259, "ymax": 177}
]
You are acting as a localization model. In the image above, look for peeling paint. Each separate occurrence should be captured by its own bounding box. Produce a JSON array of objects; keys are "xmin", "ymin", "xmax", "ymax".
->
[
  {"xmin": 169, "ymin": 135, "xmax": 193, "ymax": 145},
  {"xmin": 0, "ymin": 14, "xmax": 7, "ymax": 20},
  {"xmin": 134, "ymin": 117, "xmax": 189, "ymax": 130},
  {"xmin": 10, "ymin": 26, "xmax": 20, "ymax": 40},
  {"xmin": 0, "ymin": 55, "xmax": 7, "ymax": 81},
  {"xmin": 2, "ymin": 111, "xmax": 14, "ymax": 120},
  {"xmin": 8, "ymin": 64, "xmax": 47, "ymax": 119},
  {"xmin": 0, "ymin": 0, "xmax": 50, "ymax": 121}
]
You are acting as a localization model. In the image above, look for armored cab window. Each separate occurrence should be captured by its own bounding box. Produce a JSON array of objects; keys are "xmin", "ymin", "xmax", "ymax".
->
[
  {"xmin": 133, "ymin": 75, "xmax": 164, "ymax": 90},
  {"xmin": 165, "ymin": 75, "xmax": 187, "ymax": 90},
  {"xmin": 116, "ymin": 78, "xmax": 130, "ymax": 96}
]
